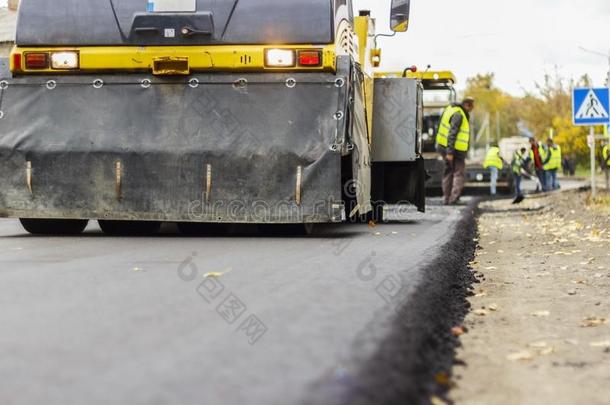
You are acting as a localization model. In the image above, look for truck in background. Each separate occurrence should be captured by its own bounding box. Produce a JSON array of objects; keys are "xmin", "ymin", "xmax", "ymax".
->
[{"xmin": 375, "ymin": 70, "xmax": 457, "ymax": 193}]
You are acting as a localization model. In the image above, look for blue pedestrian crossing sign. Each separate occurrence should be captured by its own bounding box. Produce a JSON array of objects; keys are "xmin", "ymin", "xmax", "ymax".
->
[{"xmin": 573, "ymin": 88, "xmax": 610, "ymax": 126}]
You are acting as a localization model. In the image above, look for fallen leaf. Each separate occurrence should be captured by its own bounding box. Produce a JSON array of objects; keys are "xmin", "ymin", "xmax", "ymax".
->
[
  {"xmin": 488, "ymin": 303, "xmax": 499, "ymax": 311},
  {"xmin": 203, "ymin": 268, "xmax": 233, "ymax": 279},
  {"xmin": 430, "ymin": 396, "xmax": 449, "ymax": 405},
  {"xmin": 590, "ymin": 341, "xmax": 610, "ymax": 348},
  {"xmin": 567, "ymin": 290, "xmax": 577, "ymax": 296},
  {"xmin": 506, "ymin": 351, "xmax": 534, "ymax": 361},
  {"xmin": 474, "ymin": 309, "xmax": 488, "ymax": 316},
  {"xmin": 368, "ymin": 220, "xmax": 377, "ymax": 228},
  {"xmin": 531, "ymin": 310, "xmax": 550, "ymax": 317},
  {"xmin": 451, "ymin": 326, "xmax": 465, "ymax": 337},
  {"xmin": 528, "ymin": 341, "xmax": 548, "ymax": 349},
  {"xmin": 434, "ymin": 372, "xmax": 451, "ymax": 387},
  {"xmin": 484, "ymin": 266, "xmax": 498, "ymax": 270},
  {"xmin": 581, "ymin": 317, "xmax": 607, "ymax": 328},
  {"xmin": 540, "ymin": 347, "xmax": 555, "ymax": 356}
]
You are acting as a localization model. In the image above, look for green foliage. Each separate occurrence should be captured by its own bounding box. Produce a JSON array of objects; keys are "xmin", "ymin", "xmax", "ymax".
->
[
  {"xmin": 463, "ymin": 72, "xmax": 604, "ymax": 165},
  {"xmin": 463, "ymin": 73, "xmax": 520, "ymax": 148}
]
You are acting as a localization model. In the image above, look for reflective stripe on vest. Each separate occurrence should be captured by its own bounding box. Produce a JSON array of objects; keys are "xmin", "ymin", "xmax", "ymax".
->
[
  {"xmin": 483, "ymin": 146, "xmax": 503, "ymax": 169},
  {"xmin": 544, "ymin": 145, "xmax": 561, "ymax": 170},
  {"xmin": 436, "ymin": 106, "xmax": 470, "ymax": 152}
]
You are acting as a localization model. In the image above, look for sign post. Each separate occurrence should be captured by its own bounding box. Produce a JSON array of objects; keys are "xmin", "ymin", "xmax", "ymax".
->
[
  {"xmin": 590, "ymin": 127, "xmax": 596, "ymax": 198},
  {"xmin": 572, "ymin": 88, "xmax": 610, "ymax": 198}
]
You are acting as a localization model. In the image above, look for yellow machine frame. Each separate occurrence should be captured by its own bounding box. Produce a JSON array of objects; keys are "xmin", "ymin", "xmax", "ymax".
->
[{"xmin": 10, "ymin": 45, "xmax": 337, "ymax": 74}]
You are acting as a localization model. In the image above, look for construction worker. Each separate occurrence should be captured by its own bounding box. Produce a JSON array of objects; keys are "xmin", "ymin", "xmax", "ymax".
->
[
  {"xmin": 602, "ymin": 140, "xmax": 610, "ymax": 190},
  {"xmin": 483, "ymin": 144, "xmax": 504, "ymax": 197},
  {"xmin": 528, "ymin": 137, "xmax": 548, "ymax": 192},
  {"xmin": 545, "ymin": 137, "xmax": 562, "ymax": 190},
  {"xmin": 436, "ymin": 97, "xmax": 475, "ymax": 205},
  {"xmin": 511, "ymin": 147, "xmax": 528, "ymax": 204}
]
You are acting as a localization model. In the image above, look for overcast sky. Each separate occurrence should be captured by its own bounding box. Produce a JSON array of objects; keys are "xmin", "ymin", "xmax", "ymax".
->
[
  {"xmin": 354, "ymin": 0, "xmax": 610, "ymax": 96},
  {"xmin": 2, "ymin": 0, "xmax": 608, "ymax": 95}
]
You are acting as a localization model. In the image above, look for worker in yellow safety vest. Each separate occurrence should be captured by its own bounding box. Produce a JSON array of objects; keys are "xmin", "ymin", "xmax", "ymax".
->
[
  {"xmin": 511, "ymin": 147, "xmax": 528, "ymax": 204},
  {"xmin": 436, "ymin": 97, "xmax": 475, "ymax": 205},
  {"xmin": 483, "ymin": 145, "xmax": 504, "ymax": 197},
  {"xmin": 528, "ymin": 138, "xmax": 549, "ymax": 192},
  {"xmin": 602, "ymin": 139, "xmax": 610, "ymax": 190},
  {"xmin": 545, "ymin": 137, "xmax": 562, "ymax": 190}
]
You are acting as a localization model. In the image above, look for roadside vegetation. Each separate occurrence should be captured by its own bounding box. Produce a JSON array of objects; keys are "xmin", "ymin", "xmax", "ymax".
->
[{"xmin": 464, "ymin": 72, "xmax": 607, "ymax": 167}]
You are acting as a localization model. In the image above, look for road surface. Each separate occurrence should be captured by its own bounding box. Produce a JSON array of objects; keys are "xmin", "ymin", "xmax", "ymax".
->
[{"xmin": 0, "ymin": 201, "xmax": 470, "ymax": 405}]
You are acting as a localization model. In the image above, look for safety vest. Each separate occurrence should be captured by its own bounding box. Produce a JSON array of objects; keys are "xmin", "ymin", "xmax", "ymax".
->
[
  {"xmin": 511, "ymin": 151, "xmax": 526, "ymax": 175},
  {"xmin": 544, "ymin": 145, "xmax": 562, "ymax": 171},
  {"xmin": 529, "ymin": 143, "xmax": 548, "ymax": 169},
  {"xmin": 436, "ymin": 106, "xmax": 470, "ymax": 152},
  {"xmin": 483, "ymin": 146, "xmax": 503, "ymax": 169},
  {"xmin": 603, "ymin": 145, "xmax": 610, "ymax": 166}
]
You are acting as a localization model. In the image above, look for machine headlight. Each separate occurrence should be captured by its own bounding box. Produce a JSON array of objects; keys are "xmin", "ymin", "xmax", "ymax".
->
[
  {"xmin": 51, "ymin": 52, "xmax": 79, "ymax": 70},
  {"xmin": 264, "ymin": 49, "xmax": 296, "ymax": 67}
]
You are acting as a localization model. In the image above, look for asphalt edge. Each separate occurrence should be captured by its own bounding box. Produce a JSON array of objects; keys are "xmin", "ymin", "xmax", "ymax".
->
[{"xmin": 342, "ymin": 199, "xmax": 480, "ymax": 405}]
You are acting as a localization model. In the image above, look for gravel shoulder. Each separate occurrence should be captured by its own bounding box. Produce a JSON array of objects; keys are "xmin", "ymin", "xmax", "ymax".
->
[{"xmin": 450, "ymin": 190, "xmax": 610, "ymax": 405}]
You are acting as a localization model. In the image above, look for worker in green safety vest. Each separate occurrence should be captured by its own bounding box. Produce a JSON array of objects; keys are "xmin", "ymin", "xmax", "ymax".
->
[
  {"xmin": 436, "ymin": 97, "xmax": 475, "ymax": 205},
  {"xmin": 602, "ymin": 139, "xmax": 610, "ymax": 190},
  {"xmin": 511, "ymin": 147, "xmax": 528, "ymax": 204},
  {"xmin": 483, "ymin": 144, "xmax": 504, "ymax": 197},
  {"xmin": 545, "ymin": 137, "xmax": 562, "ymax": 190}
]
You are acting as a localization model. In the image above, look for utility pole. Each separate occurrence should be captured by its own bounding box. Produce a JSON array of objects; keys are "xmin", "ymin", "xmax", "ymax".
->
[
  {"xmin": 496, "ymin": 110, "xmax": 500, "ymax": 143},
  {"xmin": 579, "ymin": 46, "xmax": 610, "ymax": 87}
]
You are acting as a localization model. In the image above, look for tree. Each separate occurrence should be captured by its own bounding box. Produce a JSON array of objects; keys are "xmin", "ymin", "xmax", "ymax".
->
[
  {"xmin": 463, "ymin": 71, "xmax": 603, "ymax": 166},
  {"xmin": 463, "ymin": 73, "xmax": 519, "ymax": 147}
]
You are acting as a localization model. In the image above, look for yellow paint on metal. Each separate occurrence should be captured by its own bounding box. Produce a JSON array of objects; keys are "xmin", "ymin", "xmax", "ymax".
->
[
  {"xmin": 354, "ymin": 16, "xmax": 370, "ymax": 69},
  {"xmin": 10, "ymin": 44, "xmax": 336, "ymax": 74},
  {"xmin": 392, "ymin": 20, "xmax": 409, "ymax": 33},
  {"xmin": 353, "ymin": 15, "xmax": 376, "ymax": 143},
  {"xmin": 375, "ymin": 70, "xmax": 457, "ymax": 85}
]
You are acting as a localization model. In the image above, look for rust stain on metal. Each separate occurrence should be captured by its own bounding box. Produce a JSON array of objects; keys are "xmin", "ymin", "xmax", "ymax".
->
[
  {"xmin": 26, "ymin": 161, "xmax": 33, "ymax": 195},
  {"xmin": 296, "ymin": 165, "xmax": 303, "ymax": 206},
  {"xmin": 115, "ymin": 161, "xmax": 122, "ymax": 201},
  {"xmin": 205, "ymin": 164, "xmax": 212, "ymax": 204}
]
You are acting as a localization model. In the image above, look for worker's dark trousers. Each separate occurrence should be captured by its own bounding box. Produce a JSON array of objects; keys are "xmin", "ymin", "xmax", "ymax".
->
[
  {"xmin": 535, "ymin": 169, "xmax": 547, "ymax": 192},
  {"xmin": 513, "ymin": 173, "xmax": 523, "ymax": 197},
  {"xmin": 441, "ymin": 154, "xmax": 466, "ymax": 204}
]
